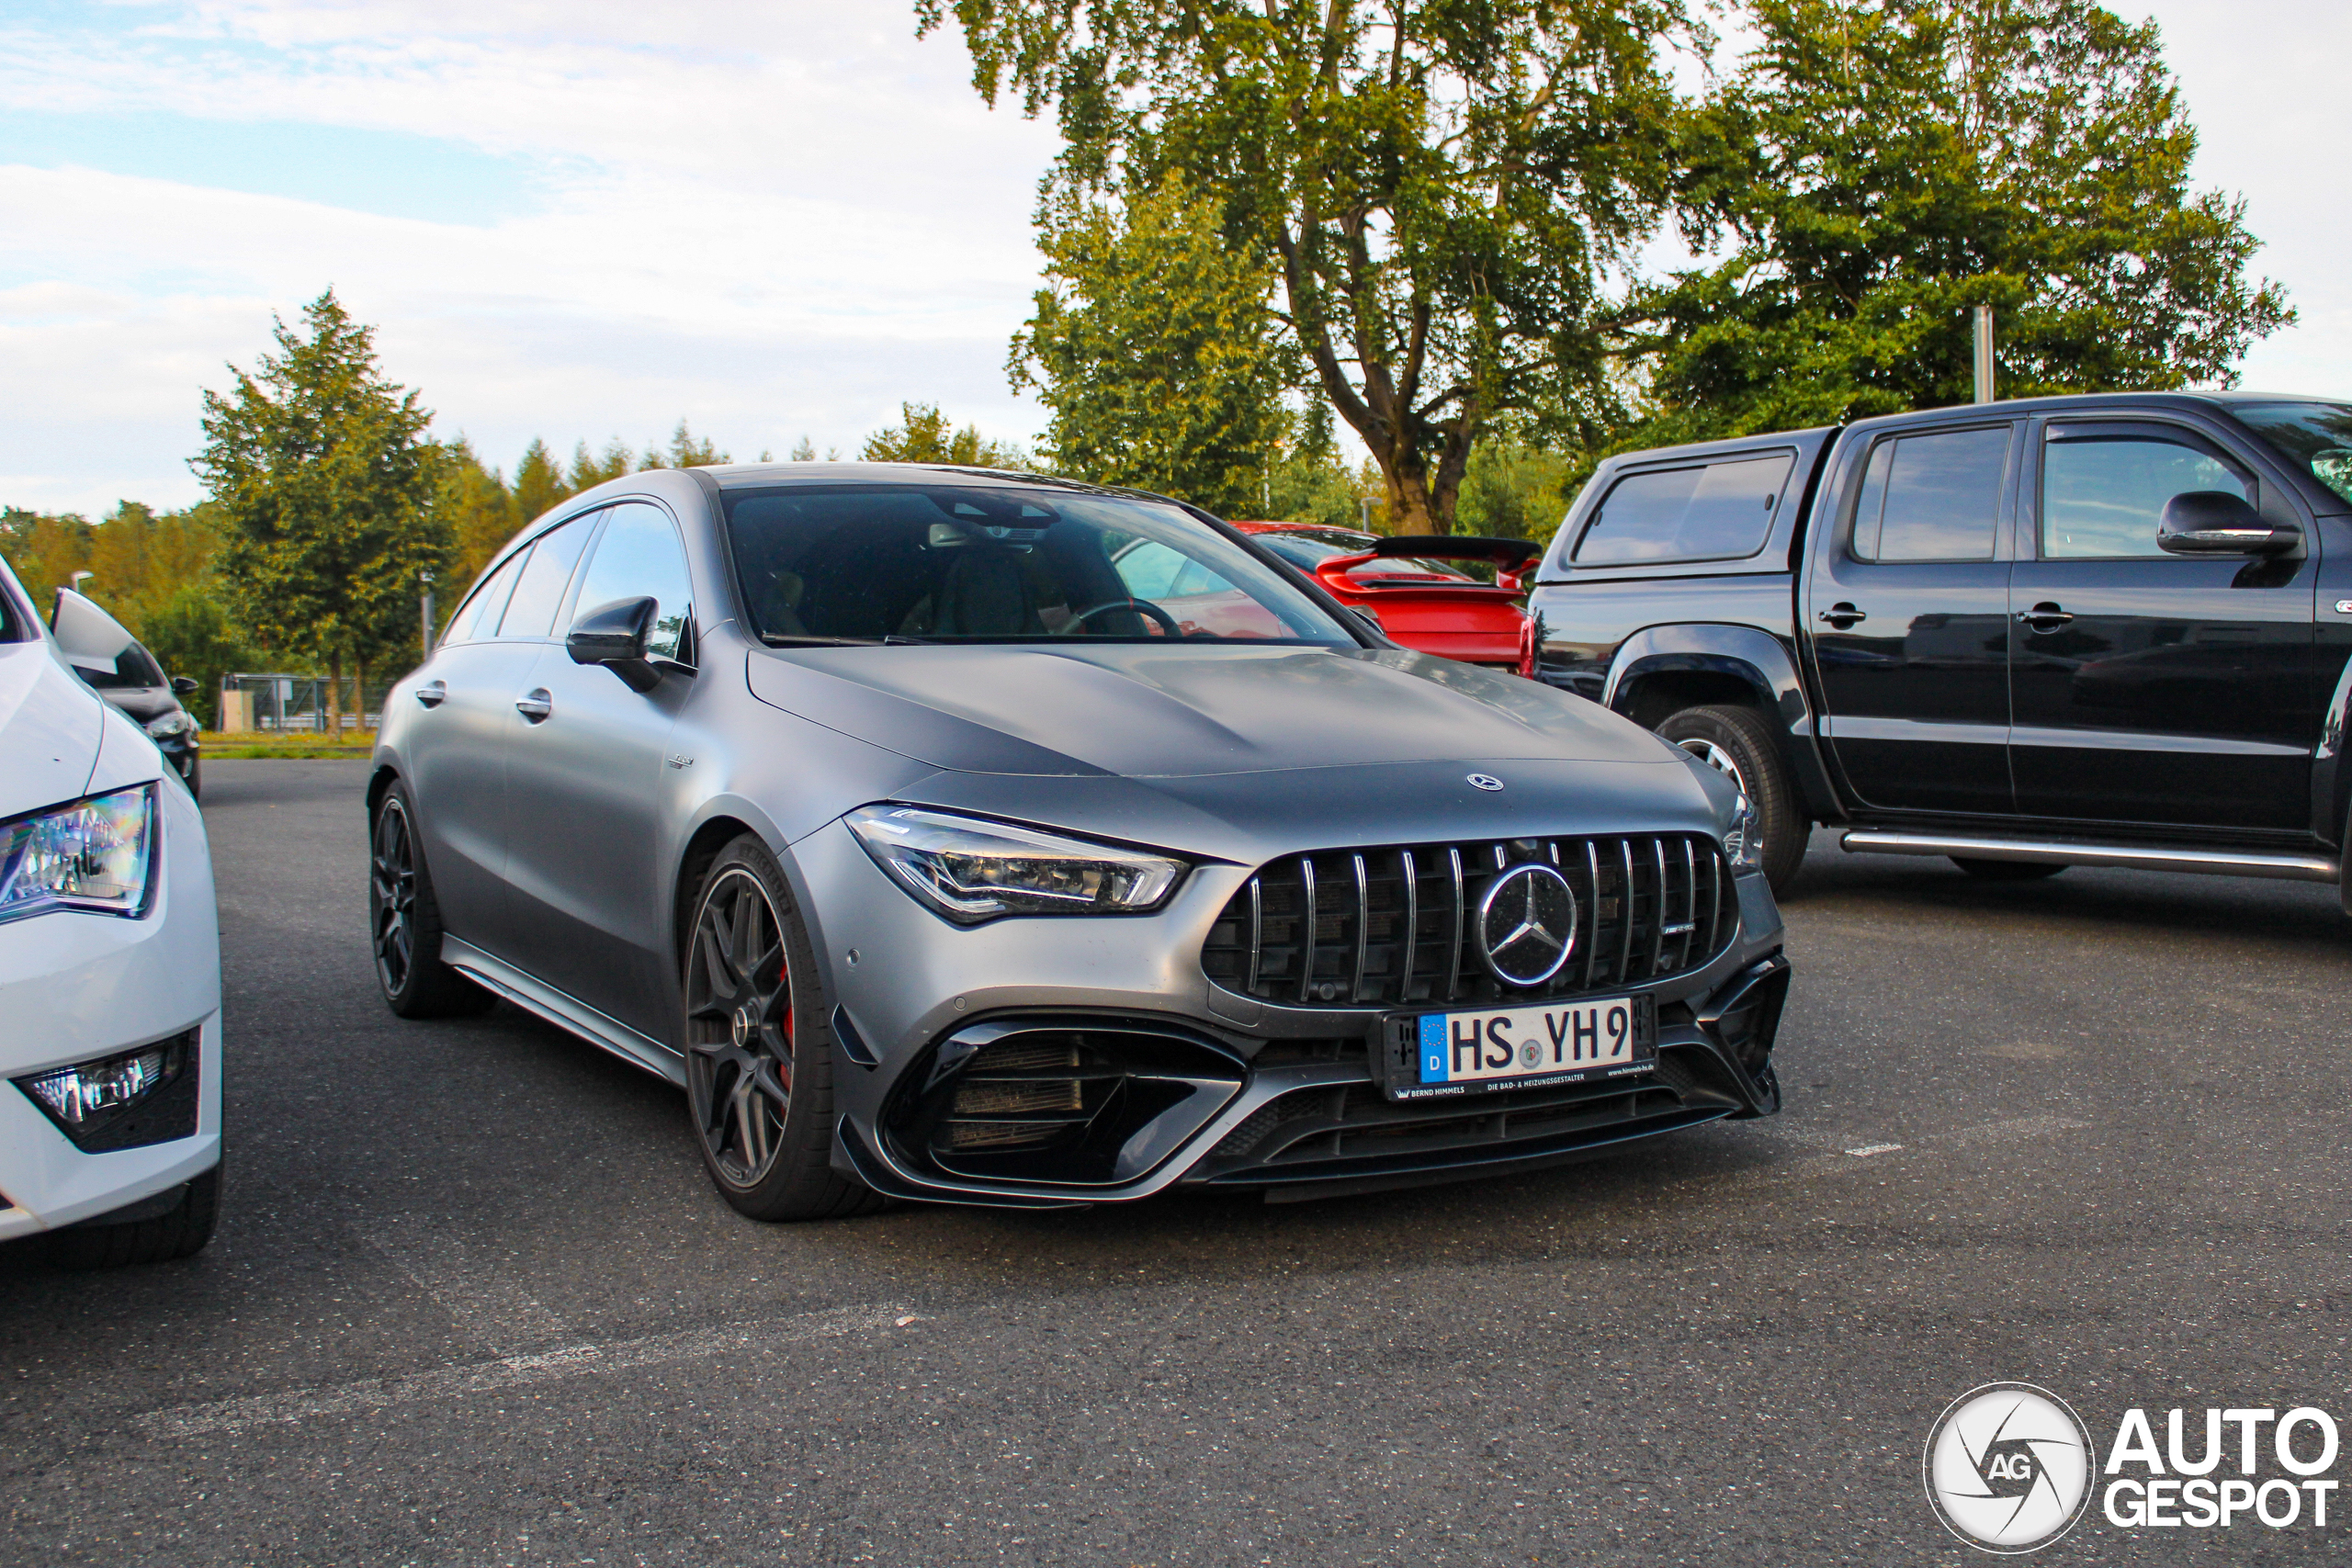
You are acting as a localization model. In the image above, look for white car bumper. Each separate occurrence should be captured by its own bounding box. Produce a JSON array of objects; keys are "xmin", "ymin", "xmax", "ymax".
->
[{"xmin": 0, "ymin": 779, "xmax": 221, "ymax": 1240}]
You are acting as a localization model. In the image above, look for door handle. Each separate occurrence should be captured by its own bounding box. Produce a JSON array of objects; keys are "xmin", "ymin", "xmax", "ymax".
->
[
  {"xmin": 1818, "ymin": 603, "xmax": 1867, "ymax": 629},
  {"xmin": 514, "ymin": 689, "xmax": 552, "ymax": 721},
  {"xmin": 415, "ymin": 680, "xmax": 447, "ymax": 708},
  {"xmin": 2017, "ymin": 603, "xmax": 2075, "ymax": 631}
]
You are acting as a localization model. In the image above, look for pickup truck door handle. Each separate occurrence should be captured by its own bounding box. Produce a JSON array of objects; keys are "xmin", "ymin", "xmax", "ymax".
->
[
  {"xmin": 414, "ymin": 680, "xmax": 447, "ymax": 708},
  {"xmin": 1818, "ymin": 603, "xmax": 1866, "ymax": 629},
  {"xmin": 514, "ymin": 689, "xmax": 553, "ymax": 721},
  {"xmin": 2017, "ymin": 603, "xmax": 2075, "ymax": 631}
]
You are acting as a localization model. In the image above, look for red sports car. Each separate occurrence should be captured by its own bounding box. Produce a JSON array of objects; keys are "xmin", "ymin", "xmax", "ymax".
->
[{"xmin": 1231, "ymin": 522, "xmax": 1539, "ymax": 672}]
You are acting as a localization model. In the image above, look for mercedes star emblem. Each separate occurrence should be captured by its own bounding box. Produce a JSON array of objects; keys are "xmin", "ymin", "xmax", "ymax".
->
[
  {"xmin": 1466, "ymin": 773, "xmax": 1504, "ymax": 792},
  {"xmin": 1475, "ymin": 863, "xmax": 1578, "ymax": 987}
]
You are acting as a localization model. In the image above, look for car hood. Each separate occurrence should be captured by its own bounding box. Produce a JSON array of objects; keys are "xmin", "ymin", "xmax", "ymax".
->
[
  {"xmin": 0, "ymin": 641, "xmax": 105, "ymax": 818},
  {"xmin": 745, "ymin": 643, "xmax": 1674, "ymax": 779}
]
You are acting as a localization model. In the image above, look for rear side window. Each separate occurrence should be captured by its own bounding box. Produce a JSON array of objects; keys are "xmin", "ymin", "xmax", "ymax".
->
[
  {"xmin": 2041, "ymin": 432, "xmax": 2254, "ymax": 558},
  {"xmin": 572, "ymin": 502, "xmax": 695, "ymax": 662},
  {"xmin": 1574, "ymin": 454, "xmax": 1791, "ymax": 565},
  {"xmin": 1851, "ymin": 426, "xmax": 2009, "ymax": 562},
  {"xmin": 445, "ymin": 549, "xmax": 529, "ymax": 645},
  {"xmin": 496, "ymin": 513, "xmax": 598, "ymax": 638}
]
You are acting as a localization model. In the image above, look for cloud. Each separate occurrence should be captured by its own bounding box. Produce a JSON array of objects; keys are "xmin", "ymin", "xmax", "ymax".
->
[{"xmin": 0, "ymin": 0, "xmax": 1062, "ymax": 513}]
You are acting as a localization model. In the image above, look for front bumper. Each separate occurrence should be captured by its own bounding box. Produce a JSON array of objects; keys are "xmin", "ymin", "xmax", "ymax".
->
[
  {"xmin": 0, "ymin": 781, "xmax": 222, "ymax": 1239},
  {"xmin": 798, "ymin": 818, "xmax": 1787, "ymax": 1207}
]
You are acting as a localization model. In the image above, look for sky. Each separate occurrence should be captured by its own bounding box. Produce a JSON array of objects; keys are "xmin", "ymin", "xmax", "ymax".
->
[{"xmin": 1, "ymin": 0, "xmax": 2344, "ymax": 519}]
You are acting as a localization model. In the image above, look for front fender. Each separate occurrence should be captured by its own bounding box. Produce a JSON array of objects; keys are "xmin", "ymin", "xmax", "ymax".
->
[{"xmin": 1602, "ymin": 624, "xmax": 1840, "ymax": 821}]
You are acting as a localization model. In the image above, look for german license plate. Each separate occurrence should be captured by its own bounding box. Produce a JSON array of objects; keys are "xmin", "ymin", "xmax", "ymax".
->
[{"xmin": 1382, "ymin": 995, "xmax": 1655, "ymax": 1102}]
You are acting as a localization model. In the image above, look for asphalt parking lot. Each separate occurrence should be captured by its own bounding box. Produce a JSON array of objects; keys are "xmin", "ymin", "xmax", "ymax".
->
[{"xmin": 5, "ymin": 758, "xmax": 2349, "ymax": 1566}]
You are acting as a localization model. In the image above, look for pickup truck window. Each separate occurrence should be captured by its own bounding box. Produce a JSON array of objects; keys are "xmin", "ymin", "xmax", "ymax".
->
[
  {"xmin": 2041, "ymin": 433, "xmax": 2252, "ymax": 558},
  {"xmin": 1574, "ymin": 454, "xmax": 1790, "ymax": 565},
  {"xmin": 1850, "ymin": 426, "xmax": 2007, "ymax": 562},
  {"xmin": 2235, "ymin": 401, "xmax": 2352, "ymax": 505}
]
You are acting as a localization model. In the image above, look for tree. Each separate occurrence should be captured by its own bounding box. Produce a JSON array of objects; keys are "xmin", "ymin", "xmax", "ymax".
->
[
  {"xmin": 638, "ymin": 420, "xmax": 730, "ymax": 470},
  {"xmin": 139, "ymin": 585, "xmax": 253, "ymax": 728},
  {"xmin": 435, "ymin": 438, "xmax": 522, "ymax": 591},
  {"xmin": 567, "ymin": 438, "xmax": 635, "ymax": 493},
  {"xmin": 512, "ymin": 438, "xmax": 569, "ymax": 524},
  {"xmin": 925, "ymin": 0, "xmax": 1690, "ymax": 533},
  {"xmin": 860, "ymin": 402, "xmax": 1029, "ymax": 468},
  {"xmin": 192, "ymin": 288, "xmax": 451, "ymax": 735},
  {"xmin": 1014, "ymin": 175, "xmax": 1295, "ymax": 515},
  {"xmin": 1615, "ymin": 0, "xmax": 2291, "ymax": 445}
]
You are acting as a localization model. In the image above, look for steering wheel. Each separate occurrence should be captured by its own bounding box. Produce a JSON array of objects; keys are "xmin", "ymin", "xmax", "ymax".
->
[{"xmin": 1065, "ymin": 598, "xmax": 1183, "ymax": 638}]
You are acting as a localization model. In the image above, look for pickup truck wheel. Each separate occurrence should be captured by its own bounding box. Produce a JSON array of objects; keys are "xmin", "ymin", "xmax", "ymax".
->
[
  {"xmin": 1657, "ymin": 705, "xmax": 1807, "ymax": 894},
  {"xmin": 1951, "ymin": 857, "xmax": 2066, "ymax": 881}
]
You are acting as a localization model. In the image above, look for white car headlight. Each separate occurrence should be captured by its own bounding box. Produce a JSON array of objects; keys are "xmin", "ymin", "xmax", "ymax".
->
[
  {"xmin": 1723, "ymin": 791, "xmax": 1763, "ymax": 874},
  {"xmin": 846, "ymin": 805, "xmax": 1185, "ymax": 924},
  {"xmin": 145, "ymin": 710, "xmax": 198, "ymax": 739},
  {"xmin": 0, "ymin": 784, "xmax": 158, "ymax": 924}
]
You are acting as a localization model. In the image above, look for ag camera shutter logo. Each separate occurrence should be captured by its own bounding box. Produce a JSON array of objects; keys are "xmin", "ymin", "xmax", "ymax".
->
[{"xmin": 1923, "ymin": 1382, "xmax": 2093, "ymax": 1552}]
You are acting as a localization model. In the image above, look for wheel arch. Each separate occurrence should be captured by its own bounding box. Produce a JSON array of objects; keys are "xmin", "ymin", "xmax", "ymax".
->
[{"xmin": 1602, "ymin": 624, "xmax": 1841, "ymax": 822}]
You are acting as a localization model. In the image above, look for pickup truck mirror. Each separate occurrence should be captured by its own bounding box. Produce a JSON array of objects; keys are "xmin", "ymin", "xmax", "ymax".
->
[
  {"xmin": 566, "ymin": 595, "xmax": 662, "ymax": 693},
  {"xmin": 2158, "ymin": 491, "xmax": 2301, "ymax": 557}
]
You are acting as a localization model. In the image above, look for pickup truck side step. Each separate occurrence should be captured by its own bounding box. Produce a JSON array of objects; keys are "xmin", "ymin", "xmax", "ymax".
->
[{"xmin": 1838, "ymin": 829, "xmax": 2338, "ymax": 884}]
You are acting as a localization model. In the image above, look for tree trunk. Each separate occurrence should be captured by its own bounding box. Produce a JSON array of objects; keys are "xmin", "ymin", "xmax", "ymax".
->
[
  {"xmin": 327, "ymin": 651, "xmax": 344, "ymax": 737},
  {"xmin": 355, "ymin": 655, "xmax": 368, "ymax": 735}
]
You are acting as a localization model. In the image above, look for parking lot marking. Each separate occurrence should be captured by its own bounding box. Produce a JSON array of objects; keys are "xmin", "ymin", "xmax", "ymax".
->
[
  {"xmin": 1844, "ymin": 1143, "xmax": 1904, "ymax": 1157},
  {"xmin": 367, "ymin": 1223, "xmax": 575, "ymax": 1355},
  {"xmin": 135, "ymin": 1302, "xmax": 919, "ymax": 1441}
]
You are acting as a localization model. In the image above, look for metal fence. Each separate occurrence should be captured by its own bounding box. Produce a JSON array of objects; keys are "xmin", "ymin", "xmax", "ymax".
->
[{"xmin": 217, "ymin": 672, "xmax": 396, "ymax": 733}]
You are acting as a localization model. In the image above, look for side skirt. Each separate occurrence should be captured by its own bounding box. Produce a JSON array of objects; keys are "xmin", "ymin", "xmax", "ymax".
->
[
  {"xmin": 1840, "ymin": 829, "xmax": 2337, "ymax": 883},
  {"xmin": 441, "ymin": 938, "xmax": 686, "ymax": 1085}
]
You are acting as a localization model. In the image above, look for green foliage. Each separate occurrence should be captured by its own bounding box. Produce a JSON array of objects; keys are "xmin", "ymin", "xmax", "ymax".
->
[
  {"xmin": 1455, "ymin": 442, "xmax": 1577, "ymax": 545},
  {"xmin": 137, "ymin": 585, "xmax": 254, "ymax": 728},
  {"xmin": 1617, "ymin": 0, "xmax": 2291, "ymax": 445},
  {"xmin": 512, "ymin": 438, "xmax": 568, "ymax": 525},
  {"xmin": 567, "ymin": 438, "xmax": 636, "ymax": 493},
  {"xmin": 191, "ymin": 289, "xmax": 451, "ymax": 717},
  {"xmin": 1014, "ymin": 175, "xmax": 1295, "ymax": 516},
  {"xmin": 925, "ymin": 0, "xmax": 1691, "ymax": 533},
  {"xmin": 861, "ymin": 402, "xmax": 1030, "ymax": 468},
  {"xmin": 435, "ymin": 437, "xmax": 524, "ymax": 591},
  {"xmin": 0, "ymin": 508, "xmax": 94, "ymax": 612},
  {"xmin": 637, "ymin": 421, "xmax": 730, "ymax": 470}
]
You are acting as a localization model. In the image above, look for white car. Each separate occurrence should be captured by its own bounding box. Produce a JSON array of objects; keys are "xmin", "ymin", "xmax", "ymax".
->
[{"xmin": 0, "ymin": 562, "xmax": 221, "ymax": 1266}]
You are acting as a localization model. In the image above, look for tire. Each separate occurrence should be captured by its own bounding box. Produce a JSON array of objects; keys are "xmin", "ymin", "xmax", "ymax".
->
[
  {"xmin": 369, "ymin": 781, "xmax": 495, "ymax": 1019},
  {"xmin": 683, "ymin": 835, "xmax": 884, "ymax": 1222},
  {"xmin": 44, "ymin": 1162, "xmax": 221, "ymax": 1269},
  {"xmin": 1952, "ymin": 857, "xmax": 2066, "ymax": 881},
  {"xmin": 1657, "ymin": 704, "xmax": 1808, "ymax": 895}
]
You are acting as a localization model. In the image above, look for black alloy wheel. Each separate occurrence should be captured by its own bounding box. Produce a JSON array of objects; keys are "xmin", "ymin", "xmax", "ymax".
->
[
  {"xmin": 682, "ymin": 836, "xmax": 882, "ymax": 1221},
  {"xmin": 369, "ymin": 784, "xmax": 493, "ymax": 1018}
]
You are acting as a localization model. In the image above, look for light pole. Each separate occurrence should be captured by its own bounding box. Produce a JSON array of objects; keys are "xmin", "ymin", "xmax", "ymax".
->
[
  {"xmin": 67, "ymin": 570, "xmax": 94, "ymax": 596},
  {"xmin": 420, "ymin": 570, "xmax": 435, "ymax": 658},
  {"xmin": 1972, "ymin": 305, "xmax": 1996, "ymax": 403}
]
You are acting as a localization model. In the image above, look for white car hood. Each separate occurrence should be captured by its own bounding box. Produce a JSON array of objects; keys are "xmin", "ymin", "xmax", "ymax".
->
[{"xmin": 0, "ymin": 640, "xmax": 106, "ymax": 819}]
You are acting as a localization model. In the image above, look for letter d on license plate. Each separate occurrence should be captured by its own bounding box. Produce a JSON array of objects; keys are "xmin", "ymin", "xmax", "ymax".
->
[{"xmin": 1381, "ymin": 994, "xmax": 1656, "ymax": 1102}]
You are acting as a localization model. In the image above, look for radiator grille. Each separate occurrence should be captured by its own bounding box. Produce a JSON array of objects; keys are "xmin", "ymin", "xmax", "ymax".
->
[{"xmin": 1202, "ymin": 833, "xmax": 1734, "ymax": 1010}]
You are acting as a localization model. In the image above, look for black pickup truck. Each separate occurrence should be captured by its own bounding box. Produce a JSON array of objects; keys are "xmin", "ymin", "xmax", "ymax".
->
[{"xmin": 1525, "ymin": 392, "xmax": 2352, "ymax": 897}]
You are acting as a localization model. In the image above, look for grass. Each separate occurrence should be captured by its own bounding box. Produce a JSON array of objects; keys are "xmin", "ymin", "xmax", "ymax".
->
[{"xmin": 202, "ymin": 728, "xmax": 377, "ymax": 760}]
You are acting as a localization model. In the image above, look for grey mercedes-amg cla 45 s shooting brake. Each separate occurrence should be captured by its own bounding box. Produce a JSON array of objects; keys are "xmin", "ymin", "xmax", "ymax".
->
[{"xmin": 369, "ymin": 464, "xmax": 1791, "ymax": 1219}]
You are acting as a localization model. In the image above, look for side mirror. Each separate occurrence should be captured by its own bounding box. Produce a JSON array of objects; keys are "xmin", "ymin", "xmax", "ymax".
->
[
  {"xmin": 170, "ymin": 676, "xmax": 199, "ymax": 697},
  {"xmin": 48, "ymin": 588, "xmax": 135, "ymax": 680},
  {"xmin": 2158, "ymin": 491, "xmax": 2301, "ymax": 556},
  {"xmin": 566, "ymin": 596, "xmax": 662, "ymax": 693}
]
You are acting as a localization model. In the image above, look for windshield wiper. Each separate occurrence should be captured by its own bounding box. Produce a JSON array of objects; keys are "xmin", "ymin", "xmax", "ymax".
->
[{"xmin": 760, "ymin": 633, "xmax": 883, "ymax": 648}]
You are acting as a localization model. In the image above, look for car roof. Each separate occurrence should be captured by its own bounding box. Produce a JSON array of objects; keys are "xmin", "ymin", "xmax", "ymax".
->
[{"xmin": 701, "ymin": 461, "xmax": 1141, "ymax": 498}]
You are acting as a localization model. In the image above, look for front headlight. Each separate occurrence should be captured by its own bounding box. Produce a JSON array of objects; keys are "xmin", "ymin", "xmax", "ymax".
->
[
  {"xmin": 0, "ymin": 784, "xmax": 158, "ymax": 924},
  {"xmin": 846, "ymin": 805, "xmax": 1185, "ymax": 924},
  {"xmin": 144, "ymin": 710, "xmax": 198, "ymax": 740},
  {"xmin": 1723, "ymin": 791, "xmax": 1763, "ymax": 874}
]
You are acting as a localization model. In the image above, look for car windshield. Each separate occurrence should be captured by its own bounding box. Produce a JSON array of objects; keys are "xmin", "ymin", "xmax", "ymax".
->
[
  {"xmin": 2235, "ymin": 401, "xmax": 2352, "ymax": 505},
  {"xmin": 1249, "ymin": 528, "xmax": 1476, "ymax": 581},
  {"xmin": 723, "ymin": 485, "xmax": 1358, "ymax": 645}
]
